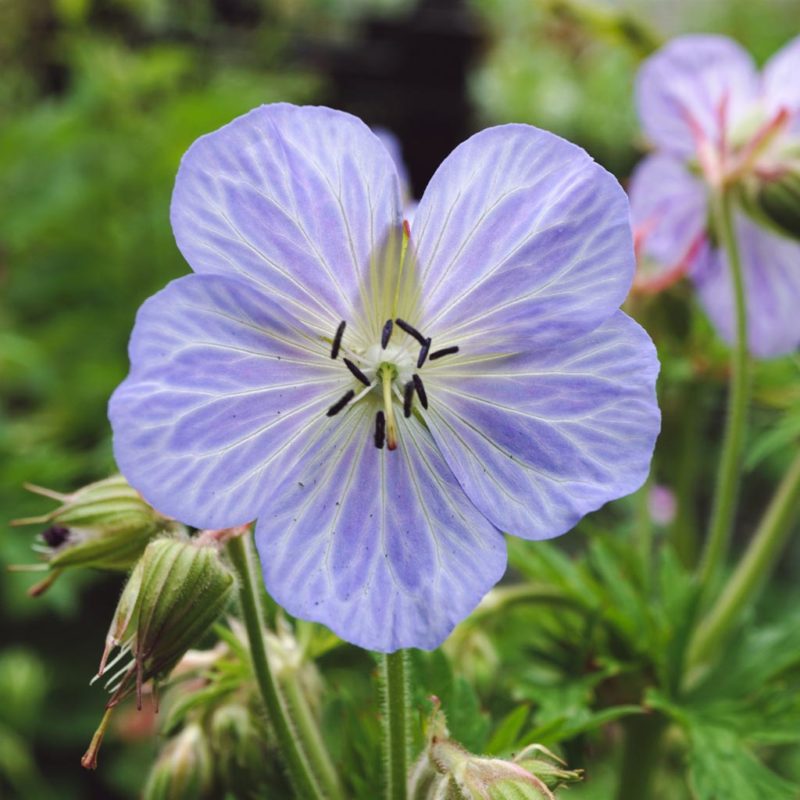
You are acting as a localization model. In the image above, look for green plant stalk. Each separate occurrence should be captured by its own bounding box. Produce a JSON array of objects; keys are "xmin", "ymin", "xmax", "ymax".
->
[
  {"xmin": 383, "ymin": 650, "xmax": 410, "ymax": 800},
  {"xmin": 280, "ymin": 674, "xmax": 344, "ymax": 800},
  {"xmin": 616, "ymin": 714, "xmax": 668, "ymax": 800},
  {"xmin": 687, "ymin": 448, "xmax": 800, "ymax": 673},
  {"xmin": 672, "ymin": 381, "xmax": 704, "ymax": 567},
  {"xmin": 697, "ymin": 188, "xmax": 751, "ymax": 593},
  {"xmin": 227, "ymin": 533, "xmax": 324, "ymax": 800},
  {"xmin": 635, "ymin": 478, "xmax": 655, "ymax": 591}
]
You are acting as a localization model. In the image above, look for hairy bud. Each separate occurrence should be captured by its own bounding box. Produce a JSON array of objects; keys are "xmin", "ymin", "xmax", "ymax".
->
[
  {"xmin": 143, "ymin": 723, "xmax": 214, "ymax": 800},
  {"xmin": 414, "ymin": 699, "xmax": 582, "ymax": 800}
]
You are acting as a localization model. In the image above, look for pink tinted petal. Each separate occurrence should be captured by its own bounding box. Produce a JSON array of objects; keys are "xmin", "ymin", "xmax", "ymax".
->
[
  {"xmin": 109, "ymin": 274, "xmax": 348, "ymax": 529},
  {"xmin": 636, "ymin": 35, "xmax": 759, "ymax": 157},
  {"xmin": 422, "ymin": 311, "xmax": 660, "ymax": 540},
  {"xmin": 763, "ymin": 35, "xmax": 800, "ymax": 130},
  {"xmin": 693, "ymin": 213, "xmax": 800, "ymax": 358},
  {"xmin": 411, "ymin": 125, "xmax": 634, "ymax": 353},
  {"xmin": 628, "ymin": 153, "xmax": 708, "ymax": 290},
  {"xmin": 170, "ymin": 104, "xmax": 403, "ymax": 336},
  {"xmin": 255, "ymin": 405, "xmax": 506, "ymax": 652}
]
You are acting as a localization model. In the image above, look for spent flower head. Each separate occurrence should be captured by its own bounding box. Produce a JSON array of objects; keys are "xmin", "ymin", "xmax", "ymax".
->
[
  {"xmin": 110, "ymin": 103, "xmax": 659, "ymax": 651},
  {"xmin": 95, "ymin": 536, "xmax": 235, "ymax": 710},
  {"xmin": 630, "ymin": 34, "xmax": 800, "ymax": 357}
]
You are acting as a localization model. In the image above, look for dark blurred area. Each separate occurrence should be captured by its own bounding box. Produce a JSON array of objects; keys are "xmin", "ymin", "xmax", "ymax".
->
[{"xmin": 2, "ymin": 0, "xmax": 800, "ymax": 796}]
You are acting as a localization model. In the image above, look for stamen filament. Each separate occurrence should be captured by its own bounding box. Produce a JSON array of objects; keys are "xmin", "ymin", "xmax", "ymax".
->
[
  {"xmin": 331, "ymin": 321, "xmax": 346, "ymax": 360},
  {"xmin": 381, "ymin": 319, "xmax": 394, "ymax": 349},
  {"xmin": 417, "ymin": 338, "xmax": 431, "ymax": 368},
  {"xmin": 412, "ymin": 374, "xmax": 428, "ymax": 409},
  {"xmin": 380, "ymin": 366, "xmax": 398, "ymax": 450},
  {"xmin": 343, "ymin": 358, "xmax": 371, "ymax": 386},
  {"xmin": 327, "ymin": 390, "xmax": 355, "ymax": 417},
  {"xmin": 395, "ymin": 318, "xmax": 427, "ymax": 346},
  {"xmin": 429, "ymin": 346, "xmax": 459, "ymax": 361}
]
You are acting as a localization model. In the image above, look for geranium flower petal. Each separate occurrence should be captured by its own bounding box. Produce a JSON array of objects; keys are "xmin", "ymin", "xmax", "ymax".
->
[
  {"xmin": 763, "ymin": 35, "xmax": 800, "ymax": 128},
  {"xmin": 170, "ymin": 104, "xmax": 403, "ymax": 335},
  {"xmin": 410, "ymin": 125, "xmax": 634, "ymax": 351},
  {"xmin": 636, "ymin": 35, "xmax": 758, "ymax": 157},
  {"xmin": 693, "ymin": 213, "xmax": 800, "ymax": 358},
  {"xmin": 109, "ymin": 274, "xmax": 349, "ymax": 529},
  {"xmin": 422, "ymin": 311, "xmax": 660, "ymax": 540},
  {"xmin": 255, "ymin": 404, "xmax": 507, "ymax": 652},
  {"xmin": 628, "ymin": 153, "xmax": 708, "ymax": 289}
]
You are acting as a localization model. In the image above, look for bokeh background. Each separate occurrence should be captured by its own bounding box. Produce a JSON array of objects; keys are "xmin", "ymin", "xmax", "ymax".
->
[{"xmin": 2, "ymin": 0, "xmax": 800, "ymax": 797}]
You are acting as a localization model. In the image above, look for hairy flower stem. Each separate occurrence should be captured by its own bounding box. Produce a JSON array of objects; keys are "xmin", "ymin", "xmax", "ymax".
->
[
  {"xmin": 616, "ymin": 714, "xmax": 667, "ymax": 800},
  {"xmin": 697, "ymin": 189, "xmax": 751, "ymax": 595},
  {"xmin": 687, "ymin": 449, "xmax": 800, "ymax": 678},
  {"xmin": 227, "ymin": 533, "xmax": 324, "ymax": 800},
  {"xmin": 382, "ymin": 650, "xmax": 410, "ymax": 800},
  {"xmin": 281, "ymin": 676, "xmax": 345, "ymax": 800}
]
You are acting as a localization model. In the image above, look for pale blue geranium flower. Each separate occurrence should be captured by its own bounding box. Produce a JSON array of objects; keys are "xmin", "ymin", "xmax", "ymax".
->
[
  {"xmin": 630, "ymin": 34, "xmax": 800, "ymax": 358},
  {"xmin": 109, "ymin": 104, "xmax": 660, "ymax": 652}
]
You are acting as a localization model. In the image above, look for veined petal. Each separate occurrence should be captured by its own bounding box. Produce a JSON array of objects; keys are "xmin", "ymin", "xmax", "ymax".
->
[
  {"xmin": 411, "ymin": 125, "xmax": 634, "ymax": 352},
  {"xmin": 255, "ymin": 404, "xmax": 507, "ymax": 652},
  {"xmin": 693, "ymin": 212, "xmax": 800, "ymax": 358},
  {"xmin": 628, "ymin": 153, "xmax": 708, "ymax": 290},
  {"xmin": 170, "ymin": 104, "xmax": 403, "ymax": 337},
  {"xmin": 636, "ymin": 35, "xmax": 759, "ymax": 157},
  {"xmin": 763, "ymin": 35, "xmax": 800, "ymax": 130},
  {"xmin": 109, "ymin": 274, "xmax": 349, "ymax": 529},
  {"xmin": 422, "ymin": 311, "xmax": 660, "ymax": 540}
]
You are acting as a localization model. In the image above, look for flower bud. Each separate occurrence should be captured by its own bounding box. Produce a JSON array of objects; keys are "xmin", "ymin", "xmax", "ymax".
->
[
  {"xmin": 11, "ymin": 475, "xmax": 182, "ymax": 595},
  {"xmin": 98, "ymin": 537, "xmax": 235, "ymax": 708},
  {"xmin": 512, "ymin": 744, "xmax": 584, "ymax": 790},
  {"xmin": 748, "ymin": 166, "xmax": 800, "ymax": 241},
  {"xmin": 143, "ymin": 723, "xmax": 214, "ymax": 800},
  {"xmin": 209, "ymin": 703, "xmax": 276, "ymax": 796},
  {"xmin": 419, "ymin": 699, "xmax": 582, "ymax": 800}
]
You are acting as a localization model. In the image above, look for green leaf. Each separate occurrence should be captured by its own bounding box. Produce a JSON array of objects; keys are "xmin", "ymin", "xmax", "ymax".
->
[{"xmin": 485, "ymin": 704, "xmax": 530, "ymax": 755}]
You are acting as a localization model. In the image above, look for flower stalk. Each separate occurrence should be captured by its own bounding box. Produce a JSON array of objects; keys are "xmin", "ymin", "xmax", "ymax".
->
[
  {"xmin": 697, "ymin": 188, "xmax": 751, "ymax": 592},
  {"xmin": 382, "ymin": 650, "xmax": 411, "ymax": 800},
  {"xmin": 226, "ymin": 532, "xmax": 325, "ymax": 800},
  {"xmin": 280, "ymin": 673, "xmax": 344, "ymax": 800},
  {"xmin": 616, "ymin": 714, "xmax": 667, "ymax": 800},
  {"xmin": 687, "ymin": 448, "xmax": 800, "ymax": 676}
]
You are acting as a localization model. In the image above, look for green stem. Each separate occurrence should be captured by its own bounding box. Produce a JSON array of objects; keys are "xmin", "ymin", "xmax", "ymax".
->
[
  {"xmin": 635, "ymin": 478, "xmax": 655, "ymax": 591},
  {"xmin": 227, "ymin": 533, "xmax": 323, "ymax": 800},
  {"xmin": 281, "ymin": 675, "xmax": 344, "ymax": 800},
  {"xmin": 697, "ymin": 189, "xmax": 751, "ymax": 593},
  {"xmin": 687, "ymin": 449, "xmax": 800, "ymax": 676},
  {"xmin": 383, "ymin": 650, "xmax": 410, "ymax": 800},
  {"xmin": 616, "ymin": 714, "xmax": 667, "ymax": 800},
  {"xmin": 672, "ymin": 381, "xmax": 704, "ymax": 567}
]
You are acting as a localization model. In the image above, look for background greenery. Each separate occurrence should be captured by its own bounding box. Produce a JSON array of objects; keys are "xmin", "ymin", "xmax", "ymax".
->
[{"xmin": 2, "ymin": 1, "xmax": 800, "ymax": 797}]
